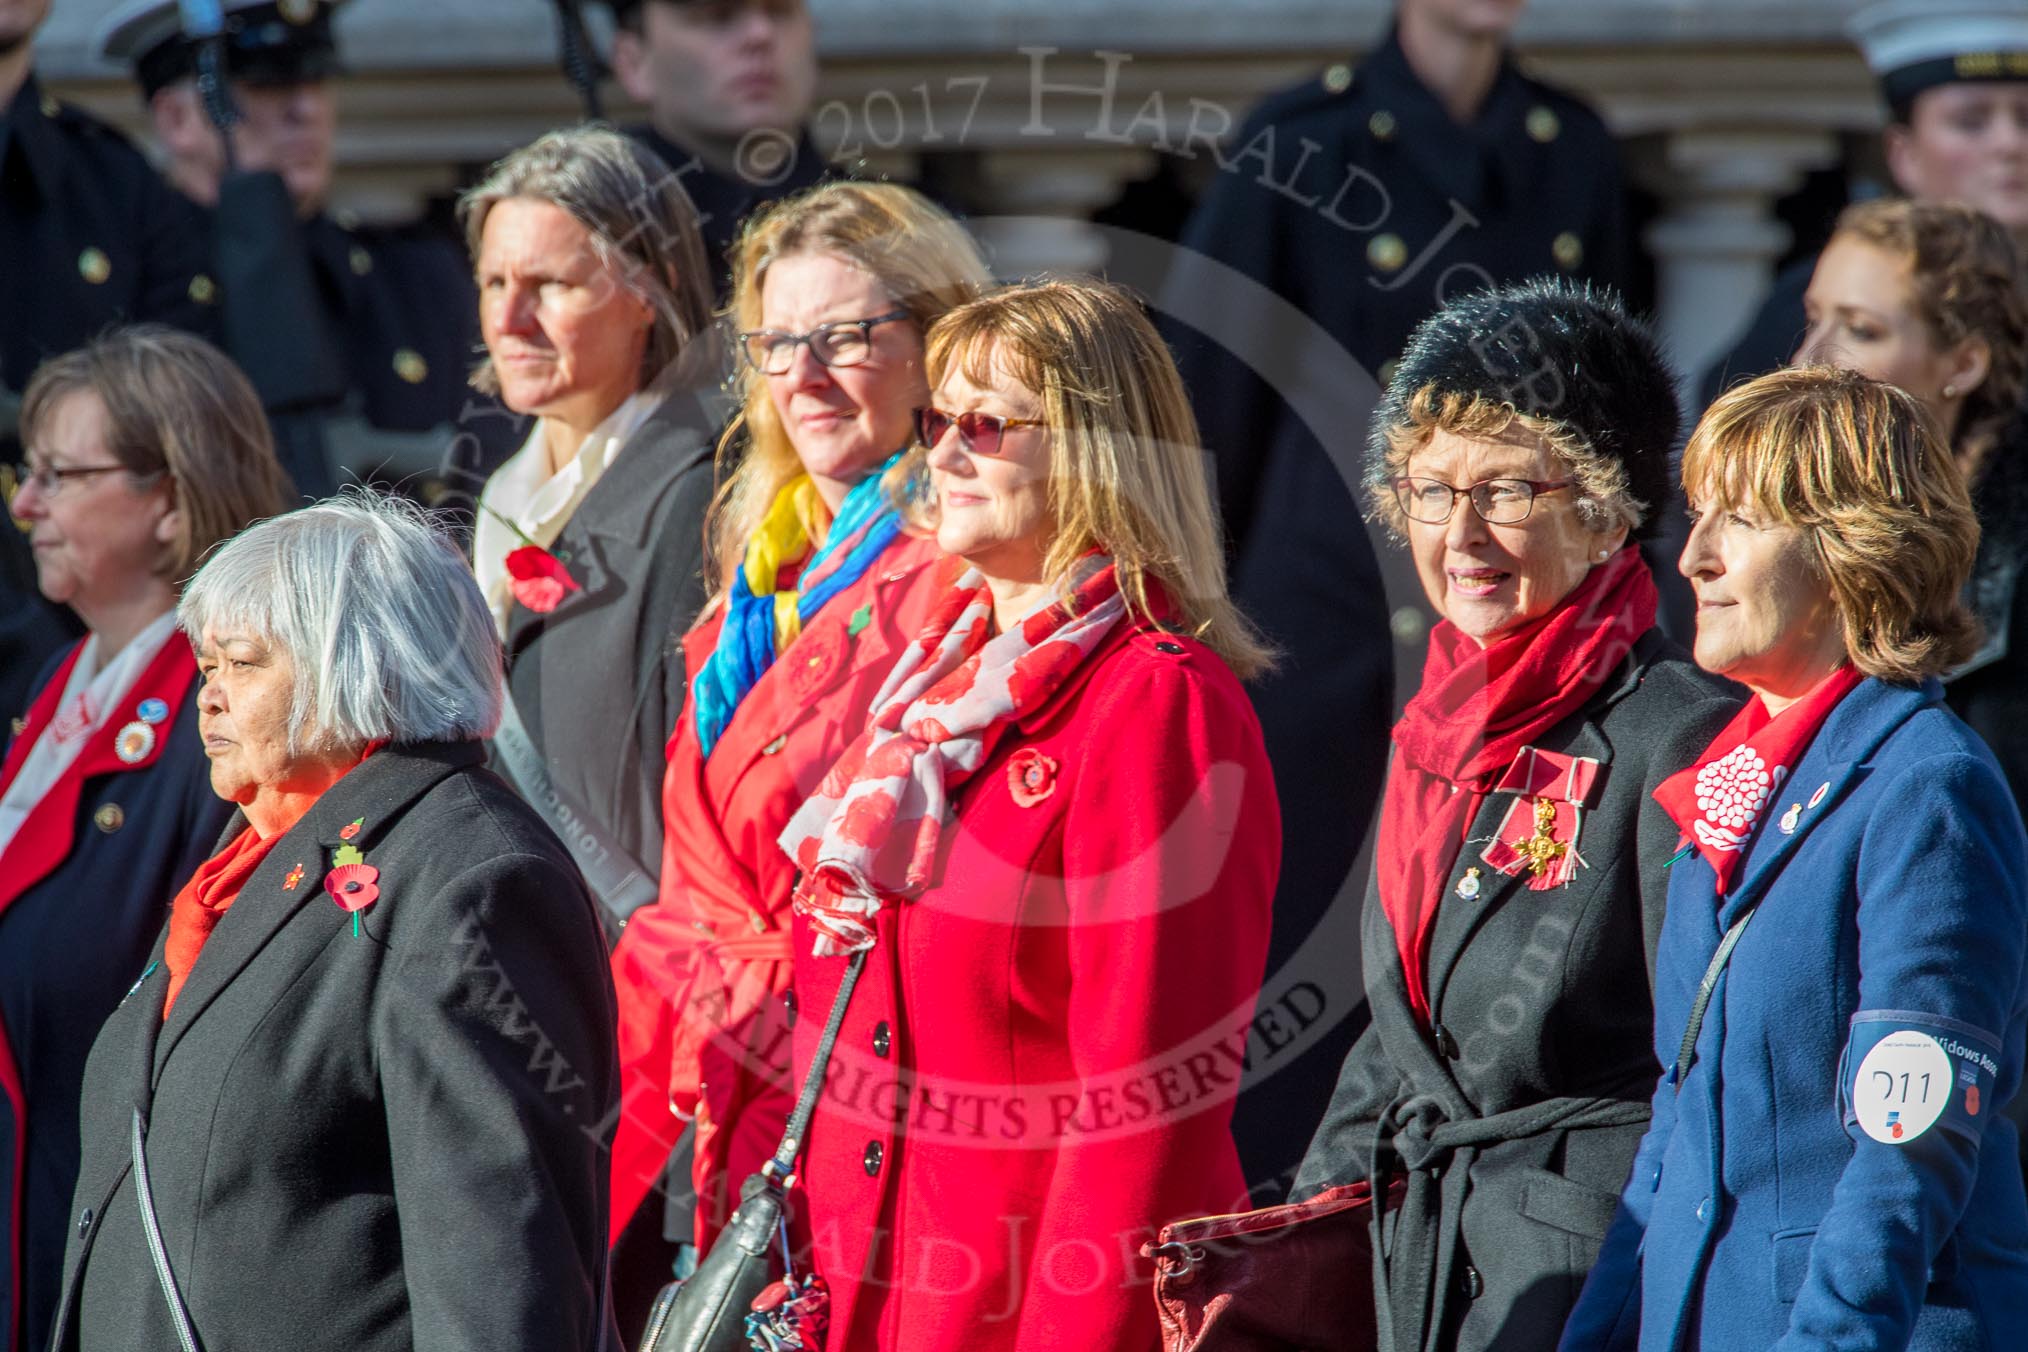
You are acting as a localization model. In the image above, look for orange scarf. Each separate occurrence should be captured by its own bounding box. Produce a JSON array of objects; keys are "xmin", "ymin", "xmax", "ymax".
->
[{"xmin": 162, "ymin": 826, "xmax": 284, "ymax": 1016}]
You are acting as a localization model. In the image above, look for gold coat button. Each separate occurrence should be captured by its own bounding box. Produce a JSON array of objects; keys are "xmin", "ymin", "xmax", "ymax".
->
[
  {"xmin": 1322, "ymin": 63, "xmax": 1353, "ymax": 95},
  {"xmin": 94, "ymin": 803, "xmax": 125, "ymax": 834},
  {"xmin": 281, "ymin": 0, "xmax": 317, "ymax": 22},
  {"xmin": 392, "ymin": 349, "xmax": 429, "ymax": 384},
  {"xmin": 349, "ymin": 246, "xmax": 374, "ymax": 277},
  {"xmin": 1527, "ymin": 106, "xmax": 1562, "ymax": 144},
  {"xmin": 9, "ymin": 716, "xmax": 26, "ymax": 737},
  {"xmin": 1368, "ymin": 110, "xmax": 1397, "ymax": 141},
  {"xmin": 79, "ymin": 248, "xmax": 111, "ymax": 285},
  {"xmin": 1367, "ymin": 233, "xmax": 1409, "ymax": 273},
  {"xmin": 188, "ymin": 273, "xmax": 217, "ymax": 304},
  {"xmin": 39, "ymin": 93, "xmax": 59, "ymax": 118},
  {"xmin": 1553, "ymin": 232, "xmax": 1585, "ymax": 270}
]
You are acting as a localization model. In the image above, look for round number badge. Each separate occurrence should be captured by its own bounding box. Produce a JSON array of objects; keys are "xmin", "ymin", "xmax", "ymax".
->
[{"xmin": 1853, "ymin": 1030, "xmax": 1953, "ymax": 1145}]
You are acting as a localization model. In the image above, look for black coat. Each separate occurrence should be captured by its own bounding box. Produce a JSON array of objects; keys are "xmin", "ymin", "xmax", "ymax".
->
[
  {"xmin": 0, "ymin": 636, "xmax": 229, "ymax": 1352},
  {"xmin": 199, "ymin": 170, "xmax": 509, "ymax": 501},
  {"xmin": 625, "ymin": 125, "xmax": 828, "ymax": 301},
  {"xmin": 1950, "ymin": 424, "xmax": 2028, "ymax": 811},
  {"xmin": 1160, "ymin": 31, "xmax": 1633, "ymax": 1191},
  {"xmin": 48, "ymin": 741, "xmax": 619, "ymax": 1352},
  {"xmin": 499, "ymin": 383, "xmax": 721, "ymax": 912},
  {"xmin": 1293, "ymin": 631, "xmax": 1740, "ymax": 1352}
]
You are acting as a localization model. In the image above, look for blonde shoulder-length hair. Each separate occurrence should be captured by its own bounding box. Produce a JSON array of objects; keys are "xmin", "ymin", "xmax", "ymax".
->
[
  {"xmin": 707, "ymin": 181, "xmax": 992, "ymax": 593},
  {"xmin": 1682, "ymin": 365, "xmax": 1980, "ymax": 684},
  {"xmin": 913, "ymin": 277, "xmax": 1274, "ymax": 681}
]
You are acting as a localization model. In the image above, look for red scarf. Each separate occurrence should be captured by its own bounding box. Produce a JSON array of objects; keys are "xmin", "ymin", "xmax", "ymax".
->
[
  {"xmin": 1381, "ymin": 546, "xmax": 1657, "ymax": 1024},
  {"xmin": 163, "ymin": 826, "xmax": 284, "ymax": 1016},
  {"xmin": 1653, "ymin": 665, "xmax": 1862, "ymax": 896},
  {"xmin": 780, "ymin": 558, "xmax": 1126, "ymax": 955}
]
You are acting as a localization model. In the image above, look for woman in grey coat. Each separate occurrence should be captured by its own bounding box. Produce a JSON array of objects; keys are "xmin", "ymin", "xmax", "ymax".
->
[{"xmin": 1276, "ymin": 282, "xmax": 1741, "ymax": 1352}]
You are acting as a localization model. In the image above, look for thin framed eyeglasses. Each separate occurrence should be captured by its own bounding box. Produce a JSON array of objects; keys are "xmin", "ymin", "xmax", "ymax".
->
[
  {"xmin": 911, "ymin": 406, "xmax": 1047, "ymax": 457},
  {"xmin": 1393, "ymin": 477, "xmax": 1575, "ymax": 526},
  {"xmin": 18, "ymin": 462, "xmax": 136, "ymax": 498},
  {"xmin": 738, "ymin": 308, "xmax": 912, "ymax": 375}
]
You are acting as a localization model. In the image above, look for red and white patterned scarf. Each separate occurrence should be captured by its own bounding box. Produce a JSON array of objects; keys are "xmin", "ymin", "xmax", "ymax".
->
[
  {"xmin": 779, "ymin": 557, "xmax": 1126, "ymax": 955},
  {"xmin": 1653, "ymin": 664, "xmax": 1862, "ymax": 895}
]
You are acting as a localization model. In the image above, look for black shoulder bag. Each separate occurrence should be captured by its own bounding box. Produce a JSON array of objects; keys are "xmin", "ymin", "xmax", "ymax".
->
[{"xmin": 638, "ymin": 950, "xmax": 866, "ymax": 1352}]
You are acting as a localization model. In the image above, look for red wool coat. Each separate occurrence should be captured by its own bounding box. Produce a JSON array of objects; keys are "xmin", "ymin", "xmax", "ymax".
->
[
  {"xmin": 610, "ymin": 533, "xmax": 951, "ymax": 1249},
  {"xmin": 789, "ymin": 616, "xmax": 1280, "ymax": 1352}
]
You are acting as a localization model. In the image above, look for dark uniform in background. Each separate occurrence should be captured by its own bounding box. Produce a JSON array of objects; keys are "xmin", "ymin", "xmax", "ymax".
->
[
  {"xmin": 1, "ymin": 72, "xmax": 214, "ymax": 721},
  {"xmin": 1161, "ymin": 25, "xmax": 1632, "ymax": 1196},
  {"xmin": 627, "ymin": 120, "xmax": 826, "ymax": 298},
  {"xmin": 100, "ymin": 0, "xmax": 511, "ymax": 509}
]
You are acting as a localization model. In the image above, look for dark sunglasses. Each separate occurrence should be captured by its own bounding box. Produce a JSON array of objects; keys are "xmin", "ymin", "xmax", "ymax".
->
[{"xmin": 911, "ymin": 406, "xmax": 1046, "ymax": 456}]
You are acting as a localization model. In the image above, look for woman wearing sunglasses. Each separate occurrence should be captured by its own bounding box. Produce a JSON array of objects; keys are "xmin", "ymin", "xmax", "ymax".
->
[
  {"xmin": 605, "ymin": 182, "xmax": 989, "ymax": 1326},
  {"xmin": 1258, "ymin": 281, "xmax": 1741, "ymax": 1352},
  {"xmin": 772, "ymin": 276, "xmax": 1280, "ymax": 1350}
]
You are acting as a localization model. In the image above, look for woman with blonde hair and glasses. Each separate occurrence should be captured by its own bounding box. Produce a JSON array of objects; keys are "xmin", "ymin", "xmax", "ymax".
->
[
  {"xmin": 606, "ymin": 181, "xmax": 989, "ymax": 1321},
  {"xmin": 0, "ymin": 326, "xmax": 287, "ymax": 1352},
  {"xmin": 770, "ymin": 276, "xmax": 1280, "ymax": 1350},
  {"xmin": 1563, "ymin": 367, "xmax": 2028, "ymax": 1351}
]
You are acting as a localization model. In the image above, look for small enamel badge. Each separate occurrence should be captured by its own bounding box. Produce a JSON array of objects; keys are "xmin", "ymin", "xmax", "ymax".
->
[
  {"xmin": 113, "ymin": 721, "xmax": 156, "ymax": 764},
  {"xmin": 339, "ymin": 817, "xmax": 364, "ymax": 841},
  {"xmin": 1778, "ymin": 803, "xmax": 1802, "ymax": 834},
  {"xmin": 1808, "ymin": 782, "xmax": 1830, "ymax": 810},
  {"xmin": 283, "ymin": 862, "xmax": 306, "ymax": 891},
  {"xmin": 136, "ymin": 697, "xmax": 170, "ymax": 725},
  {"xmin": 1455, "ymin": 866, "xmax": 1482, "ymax": 900}
]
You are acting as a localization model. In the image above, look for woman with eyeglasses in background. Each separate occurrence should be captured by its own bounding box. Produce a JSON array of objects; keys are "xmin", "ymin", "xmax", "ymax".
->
[
  {"xmin": 605, "ymin": 182, "xmax": 989, "ymax": 1333},
  {"xmin": 0, "ymin": 326, "xmax": 287, "ymax": 1352},
  {"xmin": 774, "ymin": 276, "xmax": 1280, "ymax": 1350},
  {"xmin": 1269, "ymin": 282, "xmax": 1740, "ymax": 1352}
]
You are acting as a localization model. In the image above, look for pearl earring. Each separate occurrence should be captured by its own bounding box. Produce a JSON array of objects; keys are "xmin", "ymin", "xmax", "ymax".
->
[
  {"xmin": 1944, "ymin": 383, "xmax": 1959, "ymax": 399},
  {"xmin": 1597, "ymin": 549, "xmax": 1610, "ymax": 559}
]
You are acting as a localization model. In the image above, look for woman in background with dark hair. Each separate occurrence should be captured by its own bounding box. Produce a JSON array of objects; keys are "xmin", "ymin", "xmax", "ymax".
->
[{"xmin": 0, "ymin": 326, "xmax": 287, "ymax": 1352}]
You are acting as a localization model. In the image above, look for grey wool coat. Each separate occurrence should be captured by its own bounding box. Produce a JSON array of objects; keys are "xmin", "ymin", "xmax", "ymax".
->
[
  {"xmin": 1292, "ymin": 631, "xmax": 1741, "ymax": 1352},
  {"xmin": 48, "ymin": 741, "xmax": 620, "ymax": 1352}
]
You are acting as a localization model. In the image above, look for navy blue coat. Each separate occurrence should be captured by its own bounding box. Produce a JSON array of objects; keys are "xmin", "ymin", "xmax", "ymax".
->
[
  {"xmin": 1561, "ymin": 677, "xmax": 2028, "ymax": 1352},
  {"xmin": 0, "ymin": 634, "xmax": 229, "ymax": 1352}
]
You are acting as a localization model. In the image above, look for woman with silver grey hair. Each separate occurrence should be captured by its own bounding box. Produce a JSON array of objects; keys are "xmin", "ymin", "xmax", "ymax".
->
[
  {"xmin": 47, "ymin": 493, "xmax": 620, "ymax": 1352},
  {"xmin": 462, "ymin": 123, "xmax": 723, "ymax": 934}
]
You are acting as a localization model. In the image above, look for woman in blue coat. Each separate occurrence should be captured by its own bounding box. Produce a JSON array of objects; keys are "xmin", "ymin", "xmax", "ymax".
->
[{"xmin": 1561, "ymin": 365, "xmax": 2028, "ymax": 1351}]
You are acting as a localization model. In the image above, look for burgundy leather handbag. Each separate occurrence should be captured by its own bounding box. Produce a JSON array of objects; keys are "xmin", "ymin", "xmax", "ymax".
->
[{"xmin": 1144, "ymin": 1179, "xmax": 1398, "ymax": 1352}]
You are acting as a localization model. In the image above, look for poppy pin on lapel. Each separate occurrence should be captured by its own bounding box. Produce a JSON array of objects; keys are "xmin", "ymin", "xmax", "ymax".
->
[{"xmin": 325, "ymin": 843, "xmax": 380, "ymax": 936}]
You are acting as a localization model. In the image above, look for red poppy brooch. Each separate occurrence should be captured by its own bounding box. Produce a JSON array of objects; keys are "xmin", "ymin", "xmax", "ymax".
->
[
  {"xmin": 504, "ymin": 544, "xmax": 581, "ymax": 614},
  {"xmin": 324, "ymin": 842, "xmax": 380, "ymax": 937},
  {"xmin": 1007, "ymin": 748, "xmax": 1059, "ymax": 807}
]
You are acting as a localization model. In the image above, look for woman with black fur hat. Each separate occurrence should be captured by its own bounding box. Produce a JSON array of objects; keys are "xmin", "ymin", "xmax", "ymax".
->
[{"xmin": 1246, "ymin": 280, "xmax": 1743, "ymax": 1352}]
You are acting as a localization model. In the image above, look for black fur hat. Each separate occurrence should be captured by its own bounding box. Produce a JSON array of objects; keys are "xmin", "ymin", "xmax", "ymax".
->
[{"xmin": 1367, "ymin": 278, "xmax": 1681, "ymax": 539}]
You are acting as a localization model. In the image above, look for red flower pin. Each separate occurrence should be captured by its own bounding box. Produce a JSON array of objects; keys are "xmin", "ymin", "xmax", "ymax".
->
[
  {"xmin": 505, "ymin": 544, "xmax": 581, "ymax": 614},
  {"xmin": 339, "ymin": 817, "xmax": 364, "ymax": 841},
  {"xmin": 283, "ymin": 862, "xmax": 306, "ymax": 891},
  {"xmin": 1007, "ymin": 748, "xmax": 1058, "ymax": 807},
  {"xmin": 325, "ymin": 844, "xmax": 380, "ymax": 936}
]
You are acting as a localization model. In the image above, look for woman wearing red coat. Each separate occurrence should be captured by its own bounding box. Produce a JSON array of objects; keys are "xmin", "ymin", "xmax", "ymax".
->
[
  {"xmin": 776, "ymin": 278, "xmax": 1281, "ymax": 1350},
  {"xmin": 607, "ymin": 183, "xmax": 990, "ymax": 1307}
]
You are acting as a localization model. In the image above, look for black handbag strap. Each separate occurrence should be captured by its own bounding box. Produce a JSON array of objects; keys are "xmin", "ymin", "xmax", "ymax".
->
[
  {"xmin": 762, "ymin": 950, "xmax": 867, "ymax": 1185},
  {"xmin": 1675, "ymin": 903, "xmax": 1760, "ymax": 1090}
]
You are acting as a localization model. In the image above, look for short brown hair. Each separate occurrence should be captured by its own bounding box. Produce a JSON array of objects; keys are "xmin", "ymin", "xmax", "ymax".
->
[
  {"xmin": 1829, "ymin": 198, "xmax": 2028, "ymax": 490},
  {"xmin": 919, "ymin": 278, "xmax": 1274, "ymax": 680},
  {"xmin": 20, "ymin": 326, "xmax": 291, "ymax": 583},
  {"xmin": 1682, "ymin": 366, "xmax": 1980, "ymax": 683}
]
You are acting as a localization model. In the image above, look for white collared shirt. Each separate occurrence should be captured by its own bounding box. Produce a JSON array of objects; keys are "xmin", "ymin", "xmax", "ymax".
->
[
  {"xmin": 0, "ymin": 609, "xmax": 181, "ymax": 860},
  {"xmin": 473, "ymin": 389, "xmax": 663, "ymax": 634}
]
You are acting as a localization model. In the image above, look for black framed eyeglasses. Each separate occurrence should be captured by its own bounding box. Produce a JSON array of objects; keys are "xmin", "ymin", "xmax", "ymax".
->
[
  {"xmin": 1393, "ymin": 477, "xmax": 1575, "ymax": 525},
  {"xmin": 912, "ymin": 406, "xmax": 1047, "ymax": 456},
  {"xmin": 737, "ymin": 308, "xmax": 912, "ymax": 375}
]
